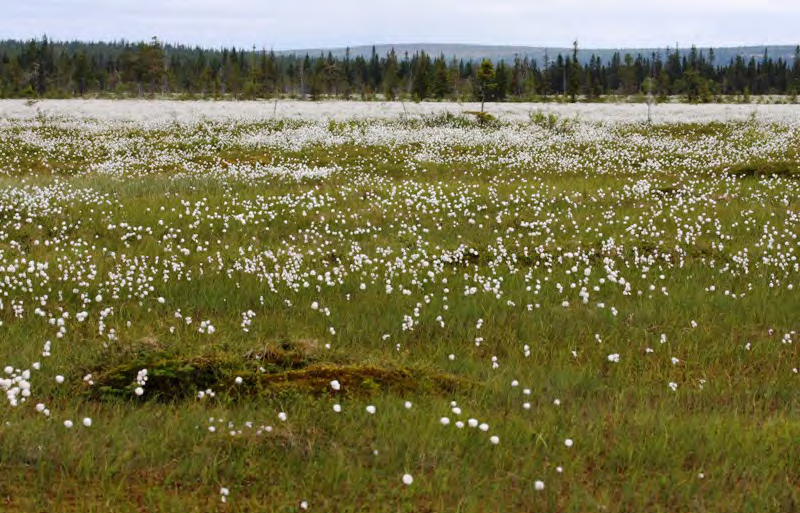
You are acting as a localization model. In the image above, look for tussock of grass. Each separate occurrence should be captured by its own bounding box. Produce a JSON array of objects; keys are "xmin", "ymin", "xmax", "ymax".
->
[
  {"xmin": 653, "ymin": 185, "xmax": 680, "ymax": 195},
  {"xmin": 243, "ymin": 337, "xmax": 327, "ymax": 370},
  {"xmin": 86, "ymin": 352, "xmax": 468, "ymax": 401},
  {"xmin": 726, "ymin": 160, "xmax": 799, "ymax": 178},
  {"xmin": 87, "ymin": 354, "xmax": 232, "ymax": 401},
  {"xmin": 463, "ymin": 111, "xmax": 499, "ymax": 126},
  {"xmin": 256, "ymin": 364, "xmax": 468, "ymax": 397}
]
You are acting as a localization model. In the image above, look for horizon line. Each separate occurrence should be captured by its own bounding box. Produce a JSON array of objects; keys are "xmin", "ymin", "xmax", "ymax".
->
[{"xmin": 2, "ymin": 36, "xmax": 798, "ymax": 53}]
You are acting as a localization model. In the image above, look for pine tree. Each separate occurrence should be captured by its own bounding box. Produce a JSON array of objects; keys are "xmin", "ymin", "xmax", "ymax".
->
[{"xmin": 473, "ymin": 59, "xmax": 496, "ymax": 111}]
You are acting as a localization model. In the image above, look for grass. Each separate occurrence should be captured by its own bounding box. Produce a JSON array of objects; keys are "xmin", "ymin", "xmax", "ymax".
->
[{"xmin": 0, "ymin": 113, "xmax": 797, "ymax": 512}]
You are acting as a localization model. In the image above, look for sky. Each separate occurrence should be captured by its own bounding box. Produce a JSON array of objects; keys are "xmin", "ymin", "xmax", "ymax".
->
[{"xmin": 3, "ymin": 0, "xmax": 799, "ymax": 50}]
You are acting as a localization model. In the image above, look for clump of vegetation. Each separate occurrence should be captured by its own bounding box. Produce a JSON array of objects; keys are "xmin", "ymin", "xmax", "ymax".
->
[
  {"xmin": 256, "ymin": 364, "xmax": 468, "ymax": 397},
  {"xmin": 85, "ymin": 342, "xmax": 469, "ymax": 402},
  {"xmin": 413, "ymin": 112, "xmax": 489, "ymax": 129},
  {"xmin": 464, "ymin": 110, "xmax": 498, "ymax": 126},
  {"xmin": 244, "ymin": 337, "xmax": 326, "ymax": 368},
  {"xmin": 87, "ymin": 353, "xmax": 232, "ymax": 401},
  {"xmin": 726, "ymin": 160, "xmax": 799, "ymax": 178},
  {"xmin": 529, "ymin": 110, "xmax": 578, "ymax": 134}
]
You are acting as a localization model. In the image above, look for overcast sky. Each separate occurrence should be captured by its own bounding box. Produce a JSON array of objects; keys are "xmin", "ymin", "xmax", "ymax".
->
[{"xmin": 3, "ymin": 0, "xmax": 798, "ymax": 50}]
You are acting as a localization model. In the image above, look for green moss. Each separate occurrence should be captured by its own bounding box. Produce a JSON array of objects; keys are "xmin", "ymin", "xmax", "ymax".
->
[
  {"xmin": 86, "ymin": 354, "xmax": 235, "ymax": 401},
  {"xmin": 85, "ymin": 353, "xmax": 470, "ymax": 402},
  {"xmin": 243, "ymin": 337, "xmax": 329, "ymax": 370},
  {"xmin": 726, "ymin": 160, "xmax": 799, "ymax": 179},
  {"xmin": 255, "ymin": 364, "xmax": 468, "ymax": 397}
]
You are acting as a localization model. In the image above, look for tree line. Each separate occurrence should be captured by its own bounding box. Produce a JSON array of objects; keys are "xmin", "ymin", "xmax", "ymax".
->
[{"xmin": 1, "ymin": 37, "xmax": 799, "ymax": 102}]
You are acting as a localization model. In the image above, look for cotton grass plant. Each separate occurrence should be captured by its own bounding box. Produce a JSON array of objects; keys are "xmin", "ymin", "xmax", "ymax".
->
[{"xmin": 0, "ymin": 104, "xmax": 796, "ymax": 511}]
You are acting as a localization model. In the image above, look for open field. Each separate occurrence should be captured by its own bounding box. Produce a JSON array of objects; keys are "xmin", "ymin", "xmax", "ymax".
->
[
  {"xmin": 0, "ymin": 103, "xmax": 798, "ymax": 512},
  {"xmin": 4, "ymin": 99, "xmax": 800, "ymax": 124}
]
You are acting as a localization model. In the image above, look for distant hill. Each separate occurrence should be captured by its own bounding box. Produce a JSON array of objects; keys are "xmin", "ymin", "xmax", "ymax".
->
[{"xmin": 278, "ymin": 43, "xmax": 799, "ymax": 65}]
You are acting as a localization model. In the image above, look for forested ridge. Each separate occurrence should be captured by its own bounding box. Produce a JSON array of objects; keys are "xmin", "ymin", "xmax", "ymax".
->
[{"xmin": 1, "ymin": 37, "xmax": 799, "ymax": 101}]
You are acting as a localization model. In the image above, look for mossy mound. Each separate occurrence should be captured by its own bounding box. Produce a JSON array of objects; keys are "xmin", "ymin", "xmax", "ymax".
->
[
  {"xmin": 653, "ymin": 185, "xmax": 680, "ymax": 196},
  {"xmin": 85, "ymin": 353, "xmax": 469, "ymax": 402},
  {"xmin": 256, "ymin": 364, "xmax": 466, "ymax": 397},
  {"xmin": 243, "ymin": 338, "xmax": 327, "ymax": 372},
  {"xmin": 726, "ymin": 160, "xmax": 799, "ymax": 179},
  {"xmin": 86, "ymin": 354, "xmax": 236, "ymax": 401}
]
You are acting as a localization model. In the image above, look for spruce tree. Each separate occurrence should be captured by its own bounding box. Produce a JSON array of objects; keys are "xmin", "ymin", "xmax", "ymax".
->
[
  {"xmin": 792, "ymin": 46, "xmax": 800, "ymax": 98},
  {"xmin": 411, "ymin": 51, "xmax": 431, "ymax": 100},
  {"xmin": 73, "ymin": 51, "xmax": 91, "ymax": 95},
  {"xmin": 494, "ymin": 60, "xmax": 509, "ymax": 101},
  {"xmin": 383, "ymin": 49, "xmax": 399, "ymax": 99},
  {"xmin": 567, "ymin": 40, "xmax": 581, "ymax": 102},
  {"xmin": 473, "ymin": 59, "xmax": 496, "ymax": 112},
  {"xmin": 432, "ymin": 56, "xmax": 450, "ymax": 99}
]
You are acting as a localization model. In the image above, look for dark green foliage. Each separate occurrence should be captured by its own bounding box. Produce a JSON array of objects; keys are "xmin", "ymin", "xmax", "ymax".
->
[
  {"xmin": 411, "ymin": 51, "xmax": 431, "ymax": 100},
  {"xmin": 472, "ymin": 59, "xmax": 496, "ymax": 110},
  {"xmin": 0, "ymin": 38, "xmax": 798, "ymax": 100},
  {"xmin": 431, "ymin": 56, "xmax": 450, "ymax": 99},
  {"xmin": 567, "ymin": 40, "xmax": 581, "ymax": 102}
]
